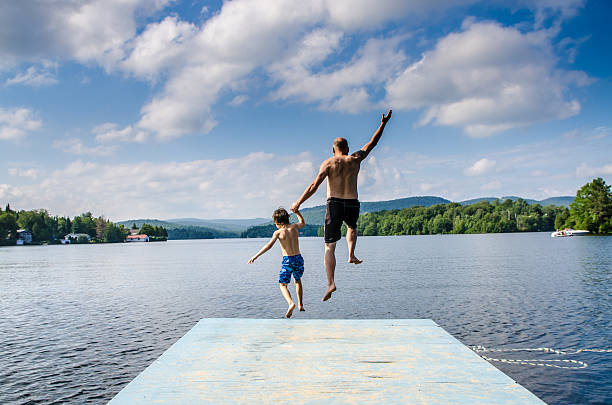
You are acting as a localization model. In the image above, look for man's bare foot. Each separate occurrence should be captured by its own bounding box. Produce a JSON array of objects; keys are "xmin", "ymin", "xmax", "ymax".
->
[
  {"xmin": 285, "ymin": 303, "xmax": 295, "ymax": 318},
  {"xmin": 322, "ymin": 285, "xmax": 336, "ymax": 301},
  {"xmin": 299, "ymin": 306, "xmax": 305, "ymax": 311},
  {"xmin": 348, "ymin": 256, "xmax": 363, "ymax": 264}
]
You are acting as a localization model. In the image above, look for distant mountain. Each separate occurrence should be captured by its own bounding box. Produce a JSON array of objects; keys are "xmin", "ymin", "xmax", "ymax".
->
[
  {"xmin": 458, "ymin": 197, "xmax": 499, "ymax": 205},
  {"xmin": 166, "ymin": 217, "xmax": 269, "ymax": 232},
  {"xmin": 459, "ymin": 196, "xmax": 574, "ymax": 208},
  {"xmin": 117, "ymin": 219, "xmax": 179, "ymax": 229},
  {"xmin": 500, "ymin": 196, "xmax": 539, "ymax": 205},
  {"xmin": 116, "ymin": 219, "xmax": 238, "ymax": 239},
  {"xmin": 538, "ymin": 196, "xmax": 574, "ymax": 207}
]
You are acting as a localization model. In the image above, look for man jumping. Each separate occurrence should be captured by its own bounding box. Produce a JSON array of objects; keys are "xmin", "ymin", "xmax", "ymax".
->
[{"xmin": 291, "ymin": 109, "xmax": 392, "ymax": 302}]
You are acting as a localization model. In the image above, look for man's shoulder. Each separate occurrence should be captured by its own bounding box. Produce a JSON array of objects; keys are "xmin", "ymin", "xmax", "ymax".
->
[{"xmin": 350, "ymin": 150, "xmax": 366, "ymax": 160}]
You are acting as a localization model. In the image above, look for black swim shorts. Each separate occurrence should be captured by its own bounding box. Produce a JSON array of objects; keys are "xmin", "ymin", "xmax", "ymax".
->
[{"xmin": 324, "ymin": 197, "xmax": 360, "ymax": 243}]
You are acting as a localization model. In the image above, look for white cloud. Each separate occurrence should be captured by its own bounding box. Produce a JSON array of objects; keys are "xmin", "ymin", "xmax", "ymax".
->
[
  {"xmin": 93, "ymin": 123, "xmax": 148, "ymax": 143},
  {"xmin": 386, "ymin": 20, "xmax": 589, "ymax": 137},
  {"xmin": 522, "ymin": 0, "xmax": 585, "ymax": 27},
  {"xmin": 464, "ymin": 158, "xmax": 496, "ymax": 176},
  {"xmin": 228, "ymin": 95, "xmax": 249, "ymax": 106},
  {"xmin": 576, "ymin": 163, "xmax": 612, "ymax": 178},
  {"xmin": 323, "ymin": 0, "xmax": 478, "ymax": 30},
  {"xmin": 8, "ymin": 168, "xmax": 39, "ymax": 180},
  {"xmin": 0, "ymin": 107, "xmax": 42, "ymax": 140},
  {"xmin": 53, "ymin": 138, "xmax": 116, "ymax": 156},
  {"xmin": 1, "ymin": 153, "xmax": 317, "ymax": 220},
  {"xmin": 5, "ymin": 61, "xmax": 58, "ymax": 87},
  {"xmin": 270, "ymin": 34, "xmax": 407, "ymax": 112},
  {"xmin": 120, "ymin": 16, "xmax": 197, "ymax": 81},
  {"xmin": 0, "ymin": 0, "xmax": 173, "ymax": 70},
  {"xmin": 109, "ymin": 1, "xmax": 472, "ymax": 138}
]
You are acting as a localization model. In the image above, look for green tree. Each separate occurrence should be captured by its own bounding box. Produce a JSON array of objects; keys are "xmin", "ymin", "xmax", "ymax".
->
[
  {"xmin": 103, "ymin": 223, "xmax": 128, "ymax": 242},
  {"xmin": 140, "ymin": 223, "xmax": 156, "ymax": 236},
  {"xmin": 566, "ymin": 178, "xmax": 612, "ymax": 234},
  {"xmin": 95, "ymin": 216, "xmax": 107, "ymax": 239},
  {"xmin": 0, "ymin": 211, "xmax": 18, "ymax": 245}
]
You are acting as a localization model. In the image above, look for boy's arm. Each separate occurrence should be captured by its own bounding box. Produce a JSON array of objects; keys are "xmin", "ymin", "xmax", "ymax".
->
[
  {"xmin": 353, "ymin": 109, "xmax": 392, "ymax": 162},
  {"xmin": 292, "ymin": 210, "xmax": 306, "ymax": 229},
  {"xmin": 247, "ymin": 232, "xmax": 279, "ymax": 263},
  {"xmin": 291, "ymin": 161, "xmax": 328, "ymax": 212}
]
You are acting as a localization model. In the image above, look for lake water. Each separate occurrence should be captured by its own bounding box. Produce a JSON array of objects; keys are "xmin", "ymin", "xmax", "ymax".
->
[{"xmin": 0, "ymin": 234, "xmax": 610, "ymax": 404}]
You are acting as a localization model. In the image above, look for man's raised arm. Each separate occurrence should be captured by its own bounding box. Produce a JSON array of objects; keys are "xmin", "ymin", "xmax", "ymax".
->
[
  {"xmin": 353, "ymin": 109, "xmax": 392, "ymax": 161},
  {"xmin": 291, "ymin": 161, "xmax": 328, "ymax": 212}
]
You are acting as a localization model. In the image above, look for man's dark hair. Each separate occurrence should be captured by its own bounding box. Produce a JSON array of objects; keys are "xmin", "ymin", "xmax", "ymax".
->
[
  {"xmin": 272, "ymin": 207, "xmax": 290, "ymax": 225},
  {"xmin": 333, "ymin": 137, "xmax": 349, "ymax": 153}
]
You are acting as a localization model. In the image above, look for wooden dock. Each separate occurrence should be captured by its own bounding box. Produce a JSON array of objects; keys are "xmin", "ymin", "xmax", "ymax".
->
[{"xmin": 108, "ymin": 318, "xmax": 545, "ymax": 404}]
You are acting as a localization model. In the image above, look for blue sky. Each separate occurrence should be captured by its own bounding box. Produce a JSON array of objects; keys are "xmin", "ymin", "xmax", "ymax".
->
[{"xmin": 0, "ymin": 0, "xmax": 610, "ymax": 221}]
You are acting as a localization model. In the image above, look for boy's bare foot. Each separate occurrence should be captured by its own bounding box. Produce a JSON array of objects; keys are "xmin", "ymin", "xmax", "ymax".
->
[
  {"xmin": 285, "ymin": 303, "xmax": 295, "ymax": 318},
  {"xmin": 322, "ymin": 284, "xmax": 336, "ymax": 301},
  {"xmin": 299, "ymin": 306, "xmax": 305, "ymax": 311},
  {"xmin": 348, "ymin": 256, "xmax": 362, "ymax": 264}
]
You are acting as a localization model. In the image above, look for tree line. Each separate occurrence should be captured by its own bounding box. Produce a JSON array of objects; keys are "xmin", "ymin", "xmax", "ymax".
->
[
  {"xmin": 0, "ymin": 206, "xmax": 168, "ymax": 245},
  {"xmin": 345, "ymin": 199, "xmax": 566, "ymax": 236},
  {"xmin": 324, "ymin": 178, "xmax": 610, "ymax": 237}
]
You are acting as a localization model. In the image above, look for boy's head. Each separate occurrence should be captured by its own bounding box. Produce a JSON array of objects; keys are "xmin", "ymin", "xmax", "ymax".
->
[
  {"xmin": 333, "ymin": 137, "xmax": 349, "ymax": 155},
  {"xmin": 272, "ymin": 207, "xmax": 290, "ymax": 226}
]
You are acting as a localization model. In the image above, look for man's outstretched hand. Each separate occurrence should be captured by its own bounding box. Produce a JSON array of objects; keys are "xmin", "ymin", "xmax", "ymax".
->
[
  {"xmin": 290, "ymin": 202, "xmax": 300, "ymax": 213},
  {"xmin": 382, "ymin": 109, "xmax": 392, "ymax": 125}
]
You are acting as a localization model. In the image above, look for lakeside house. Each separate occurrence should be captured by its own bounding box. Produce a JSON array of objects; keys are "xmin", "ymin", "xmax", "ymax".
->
[
  {"xmin": 126, "ymin": 234, "xmax": 149, "ymax": 242},
  {"xmin": 16, "ymin": 229, "xmax": 33, "ymax": 245},
  {"xmin": 62, "ymin": 233, "xmax": 91, "ymax": 244}
]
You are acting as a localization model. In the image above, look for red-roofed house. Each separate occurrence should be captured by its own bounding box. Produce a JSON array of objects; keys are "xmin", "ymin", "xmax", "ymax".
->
[{"xmin": 126, "ymin": 234, "xmax": 149, "ymax": 242}]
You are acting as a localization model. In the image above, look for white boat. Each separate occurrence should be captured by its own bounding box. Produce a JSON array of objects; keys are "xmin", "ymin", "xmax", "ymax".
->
[{"xmin": 551, "ymin": 228, "xmax": 589, "ymax": 237}]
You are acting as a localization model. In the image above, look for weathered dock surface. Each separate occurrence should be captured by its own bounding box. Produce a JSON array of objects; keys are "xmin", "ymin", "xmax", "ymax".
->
[{"xmin": 109, "ymin": 318, "xmax": 544, "ymax": 404}]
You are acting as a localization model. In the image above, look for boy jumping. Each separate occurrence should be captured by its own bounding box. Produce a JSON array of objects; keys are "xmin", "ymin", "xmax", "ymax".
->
[{"xmin": 248, "ymin": 208, "xmax": 306, "ymax": 318}]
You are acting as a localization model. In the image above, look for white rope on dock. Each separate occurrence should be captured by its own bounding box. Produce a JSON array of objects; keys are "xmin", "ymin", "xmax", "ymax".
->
[{"xmin": 470, "ymin": 345, "xmax": 612, "ymax": 370}]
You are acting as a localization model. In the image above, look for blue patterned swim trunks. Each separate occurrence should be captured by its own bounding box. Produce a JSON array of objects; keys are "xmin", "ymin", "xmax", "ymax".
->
[{"xmin": 279, "ymin": 254, "xmax": 304, "ymax": 284}]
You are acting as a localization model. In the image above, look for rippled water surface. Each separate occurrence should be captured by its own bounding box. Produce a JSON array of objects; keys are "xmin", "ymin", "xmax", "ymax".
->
[{"xmin": 1, "ymin": 234, "xmax": 611, "ymax": 404}]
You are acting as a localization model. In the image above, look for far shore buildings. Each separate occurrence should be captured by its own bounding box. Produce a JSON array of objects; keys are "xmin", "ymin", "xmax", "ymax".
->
[
  {"xmin": 16, "ymin": 229, "xmax": 32, "ymax": 245},
  {"xmin": 126, "ymin": 234, "xmax": 149, "ymax": 242},
  {"xmin": 61, "ymin": 233, "xmax": 91, "ymax": 244}
]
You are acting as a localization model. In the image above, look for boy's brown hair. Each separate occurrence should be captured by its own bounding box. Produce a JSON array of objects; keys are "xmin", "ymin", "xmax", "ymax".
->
[{"xmin": 272, "ymin": 207, "xmax": 290, "ymax": 225}]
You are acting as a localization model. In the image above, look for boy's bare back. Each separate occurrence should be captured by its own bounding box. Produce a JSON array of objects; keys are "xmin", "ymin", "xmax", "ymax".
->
[{"xmin": 275, "ymin": 224, "xmax": 301, "ymax": 256}]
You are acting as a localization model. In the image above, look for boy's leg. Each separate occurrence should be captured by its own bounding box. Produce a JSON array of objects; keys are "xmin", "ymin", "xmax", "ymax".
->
[
  {"xmin": 323, "ymin": 242, "xmax": 337, "ymax": 301},
  {"xmin": 295, "ymin": 279, "xmax": 304, "ymax": 311},
  {"xmin": 279, "ymin": 284, "xmax": 295, "ymax": 318},
  {"xmin": 346, "ymin": 226, "xmax": 362, "ymax": 264}
]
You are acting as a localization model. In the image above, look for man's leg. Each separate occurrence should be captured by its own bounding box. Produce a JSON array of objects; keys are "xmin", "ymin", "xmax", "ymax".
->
[
  {"xmin": 295, "ymin": 279, "xmax": 304, "ymax": 311},
  {"xmin": 323, "ymin": 242, "xmax": 337, "ymax": 301},
  {"xmin": 346, "ymin": 226, "xmax": 362, "ymax": 264},
  {"xmin": 280, "ymin": 284, "xmax": 295, "ymax": 318}
]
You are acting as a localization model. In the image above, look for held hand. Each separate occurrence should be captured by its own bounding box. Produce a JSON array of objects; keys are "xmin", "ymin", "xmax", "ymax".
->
[
  {"xmin": 381, "ymin": 109, "xmax": 392, "ymax": 125},
  {"xmin": 290, "ymin": 202, "xmax": 300, "ymax": 212}
]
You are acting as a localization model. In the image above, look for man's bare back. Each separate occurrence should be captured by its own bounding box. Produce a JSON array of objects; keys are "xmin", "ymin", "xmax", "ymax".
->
[{"xmin": 324, "ymin": 154, "xmax": 362, "ymax": 199}]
